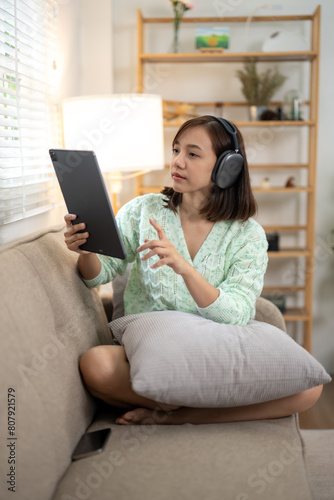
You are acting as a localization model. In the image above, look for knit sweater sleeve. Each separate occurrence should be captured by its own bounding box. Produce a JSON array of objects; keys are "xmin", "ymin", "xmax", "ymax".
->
[
  {"xmin": 196, "ymin": 222, "xmax": 268, "ymax": 325},
  {"xmin": 80, "ymin": 199, "xmax": 141, "ymax": 288}
]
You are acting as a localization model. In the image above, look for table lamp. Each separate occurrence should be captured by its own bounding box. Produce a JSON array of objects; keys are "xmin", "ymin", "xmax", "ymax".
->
[{"xmin": 62, "ymin": 94, "xmax": 165, "ymax": 211}]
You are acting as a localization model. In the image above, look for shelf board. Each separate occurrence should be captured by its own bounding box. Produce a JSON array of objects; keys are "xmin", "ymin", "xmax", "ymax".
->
[
  {"xmin": 262, "ymin": 286, "xmax": 305, "ymax": 293},
  {"xmin": 262, "ymin": 225, "xmax": 307, "ymax": 232},
  {"xmin": 268, "ymin": 249, "xmax": 311, "ymax": 258},
  {"xmin": 258, "ymin": 303, "xmax": 309, "ymax": 321},
  {"xmin": 253, "ymin": 186, "xmax": 312, "ymax": 193},
  {"xmin": 140, "ymin": 186, "xmax": 312, "ymax": 195},
  {"xmin": 164, "ymin": 120, "xmax": 315, "ymax": 127},
  {"xmin": 250, "ymin": 164, "xmax": 309, "ymax": 169},
  {"xmin": 144, "ymin": 15, "xmax": 314, "ymax": 24},
  {"xmin": 163, "ymin": 100, "xmax": 310, "ymax": 108},
  {"xmin": 237, "ymin": 121, "xmax": 314, "ymax": 127},
  {"xmin": 283, "ymin": 308, "xmax": 309, "ymax": 321},
  {"xmin": 140, "ymin": 51, "xmax": 317, "ymax": 63},
  {"xmin": 162, "ymin": 164, "xmax": 309, "ymax": 171}
]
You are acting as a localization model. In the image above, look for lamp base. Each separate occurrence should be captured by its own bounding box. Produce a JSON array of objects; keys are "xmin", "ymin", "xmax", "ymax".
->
[{"xmin": 103, "ymin": 173, "xmax": 123, "ymax": 213}]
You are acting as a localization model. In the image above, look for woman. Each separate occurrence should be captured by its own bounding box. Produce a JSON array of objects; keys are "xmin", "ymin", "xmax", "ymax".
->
[{"xmin": 64, "ymin": 115, "xmax": 322, "ymax": 425}]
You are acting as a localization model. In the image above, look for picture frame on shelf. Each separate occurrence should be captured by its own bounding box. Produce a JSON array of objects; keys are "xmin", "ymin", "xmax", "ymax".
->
[{"xmin": 195, "ymin": 27, "xmax": 230, "ymax": 51}]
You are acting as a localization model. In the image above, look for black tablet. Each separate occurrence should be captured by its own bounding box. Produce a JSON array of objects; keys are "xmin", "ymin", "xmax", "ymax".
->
[{"xmin": 49, "ymin": 149, "xmax": 126, "ymax": 259}]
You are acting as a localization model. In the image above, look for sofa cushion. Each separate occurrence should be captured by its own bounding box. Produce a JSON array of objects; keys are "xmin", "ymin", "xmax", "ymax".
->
[
  {"xmin": 0, "ymin": 225, "xmax": 112, "ymax": 500},
  {"xmin": 52, "ymin": 413, "xmax": 313, "ymax": 500},
  {"xmin": 301, "ymin": 429, "xmax": 334, "ymax": 500},
  {"xmin": 110, "ymin": 311, "xmax": 331, "ymax": 408}
]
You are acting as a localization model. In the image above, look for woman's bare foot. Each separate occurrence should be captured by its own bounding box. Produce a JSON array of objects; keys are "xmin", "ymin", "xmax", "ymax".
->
[
  {"xmin": 115, "ymin": 406, "xmax": 218, "ymax": 425},
  {"xmin": 115, "ymin": 407, "xmax": 179, "ymax": 425},
  {"xmin": 114, "ymin": 385, "xmax": 323, "ymax": 426}
]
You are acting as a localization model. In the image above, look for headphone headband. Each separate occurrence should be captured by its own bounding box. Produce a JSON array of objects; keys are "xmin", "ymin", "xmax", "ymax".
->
[{"xmin": 208, "ymin": 115, "xmax": 239, "ymax": 152}]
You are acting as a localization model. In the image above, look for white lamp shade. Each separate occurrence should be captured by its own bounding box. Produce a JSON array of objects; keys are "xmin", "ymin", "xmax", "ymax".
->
[{"xmin": 62, "ymin": 94, "xmax": 165, "ymax": 172}]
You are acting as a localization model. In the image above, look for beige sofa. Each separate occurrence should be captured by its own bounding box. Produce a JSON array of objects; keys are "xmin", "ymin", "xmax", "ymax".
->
[{"xmin": 0, "ymin": 225, "xmax": 333, "ymax": 500}]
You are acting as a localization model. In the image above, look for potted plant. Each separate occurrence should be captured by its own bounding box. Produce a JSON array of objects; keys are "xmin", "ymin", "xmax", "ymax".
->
[{"xmin": 236, "ymin": 61, "xmax": 287, "ymax": 120}]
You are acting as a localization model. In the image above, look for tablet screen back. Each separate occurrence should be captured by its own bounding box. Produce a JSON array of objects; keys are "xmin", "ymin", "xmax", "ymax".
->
[{"xmin": 49, "ymin": 149, "xmax": 126, "ymax": 259}]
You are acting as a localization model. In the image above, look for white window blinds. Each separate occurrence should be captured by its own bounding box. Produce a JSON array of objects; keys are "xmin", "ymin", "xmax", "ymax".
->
[{"xmin": 0, "ymin": 0, "xmax": 61, "ymax": 225}]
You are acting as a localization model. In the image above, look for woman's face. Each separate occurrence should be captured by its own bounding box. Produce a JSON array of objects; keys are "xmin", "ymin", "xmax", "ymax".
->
[{"xmin": 170, "ymin": 126, "xmax": 217, "ymax": 197}]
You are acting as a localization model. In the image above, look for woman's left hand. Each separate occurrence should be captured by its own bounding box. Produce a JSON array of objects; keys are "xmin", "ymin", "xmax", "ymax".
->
[{"xmin": 137, "ymin": 218, "xmax": 190, "ymax": 276}]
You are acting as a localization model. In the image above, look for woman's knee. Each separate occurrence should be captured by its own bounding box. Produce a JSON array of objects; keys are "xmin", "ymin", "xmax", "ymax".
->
[
  {"xmin": 295, "ymin": 384, "xmax": 323, "ymax": 413},
  {"xmin": 79, "ymin": 345, "xmax": 123, "ymax": 393}
]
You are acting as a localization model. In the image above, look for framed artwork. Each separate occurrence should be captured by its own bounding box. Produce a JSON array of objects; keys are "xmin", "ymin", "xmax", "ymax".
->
[{"xmin": 195, "ymin": 27, "xmax": 230, "ymax": 50}]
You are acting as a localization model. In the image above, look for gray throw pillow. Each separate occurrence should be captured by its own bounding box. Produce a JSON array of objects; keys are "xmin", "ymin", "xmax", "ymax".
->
[{"xmin": 109, "ymin": 311, "xmax": 331, "ymax": 408}]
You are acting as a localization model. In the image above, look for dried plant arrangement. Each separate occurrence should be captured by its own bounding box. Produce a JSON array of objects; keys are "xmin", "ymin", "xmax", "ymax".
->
[{"xmin": 236, "ymin": 61, "xmax": 287, "ymax": 106}]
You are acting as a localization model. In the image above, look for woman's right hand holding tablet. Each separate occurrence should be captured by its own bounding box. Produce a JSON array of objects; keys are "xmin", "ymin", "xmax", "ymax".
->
[{"xmin": 64, "ymin": 214, "xmax": 90, "ymax": 254}]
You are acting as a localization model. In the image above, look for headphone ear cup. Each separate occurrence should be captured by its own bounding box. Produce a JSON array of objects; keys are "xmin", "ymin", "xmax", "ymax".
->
[
  {"xmin": 211, "ymin": 150, "xmax": 230, "ymax": 184},
  {"xmin": 212, "ymin": 151, "xmax": 244, "ymax": 189}
]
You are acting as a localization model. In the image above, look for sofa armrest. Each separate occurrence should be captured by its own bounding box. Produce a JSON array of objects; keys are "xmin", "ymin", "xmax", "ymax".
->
[{"xmin": 255, "ymin": 297, "xmax": 287, "ymax": 332}]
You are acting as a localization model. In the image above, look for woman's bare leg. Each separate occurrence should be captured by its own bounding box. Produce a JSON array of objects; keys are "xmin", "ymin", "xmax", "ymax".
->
[
  {"xmin": 115, "ymin": 384, "xmax": 323, "ymax": 425},
  {"xmin": 79, "ymin": 345, "xmax": 178, "ymax": 411},
  {"xmin": 80, "ymin": 346, "xmax": 323, "ymax": 425}
]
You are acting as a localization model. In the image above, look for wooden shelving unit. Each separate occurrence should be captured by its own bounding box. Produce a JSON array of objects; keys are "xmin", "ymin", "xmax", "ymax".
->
[
  {"xmin": 136, "ymin": 7, "xmax": 321, "ymax": 352},
  {"xmin": 163, "ymin": 120, "xmax": 315, "ymax": 127},
  {"xmin": 138, "ymin": 52, "xmax": 317, "ymax": 65}
]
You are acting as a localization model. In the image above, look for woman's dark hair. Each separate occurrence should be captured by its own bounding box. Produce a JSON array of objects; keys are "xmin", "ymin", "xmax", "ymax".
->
[{"xmin": 161, "ymin": 115, "xmax": 257, "ymax": 222}]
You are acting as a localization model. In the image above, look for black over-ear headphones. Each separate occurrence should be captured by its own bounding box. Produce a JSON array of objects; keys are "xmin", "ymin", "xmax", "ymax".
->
[{"xmin": 209, "ymin": 116, "xmax": 244, "ymax": 189}]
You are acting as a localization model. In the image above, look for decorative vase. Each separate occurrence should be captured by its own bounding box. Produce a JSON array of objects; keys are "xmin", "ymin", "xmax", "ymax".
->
[
  {"xmin": 169, "ymin": 1, "xmax": 194, "ymax": 53},
  {"xmin": 284, "ymin": 89, "xmax": 303, "ymax": 120},
  {"xmin": 249, "ymin": 105, "xmax": 257, "ymax": 122},
  {"xmin": 249, "ymin": 105, "xmax": 267, "ymax": 121},
  {"xmin": 172, "ymin": 17, "xmax": 181, "ymax": 53}
]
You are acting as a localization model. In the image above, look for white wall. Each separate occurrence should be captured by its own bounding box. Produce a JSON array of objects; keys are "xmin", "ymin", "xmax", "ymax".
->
[
  {"xmin": 79, "ymin": 0, "xmax": 113, "ymax": 95},
  {"xmin": 57, "ymin": 0, "xmax": 113, "ymax": 99},
  {"xmin": 111, "ymin": 0, "xmax": 334, "ymax": 372}
]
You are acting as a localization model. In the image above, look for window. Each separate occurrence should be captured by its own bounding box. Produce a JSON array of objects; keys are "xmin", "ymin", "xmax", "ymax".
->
[{"xmin": 0, "ymin": 0, "xmax": 61, "ymax": 227}]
